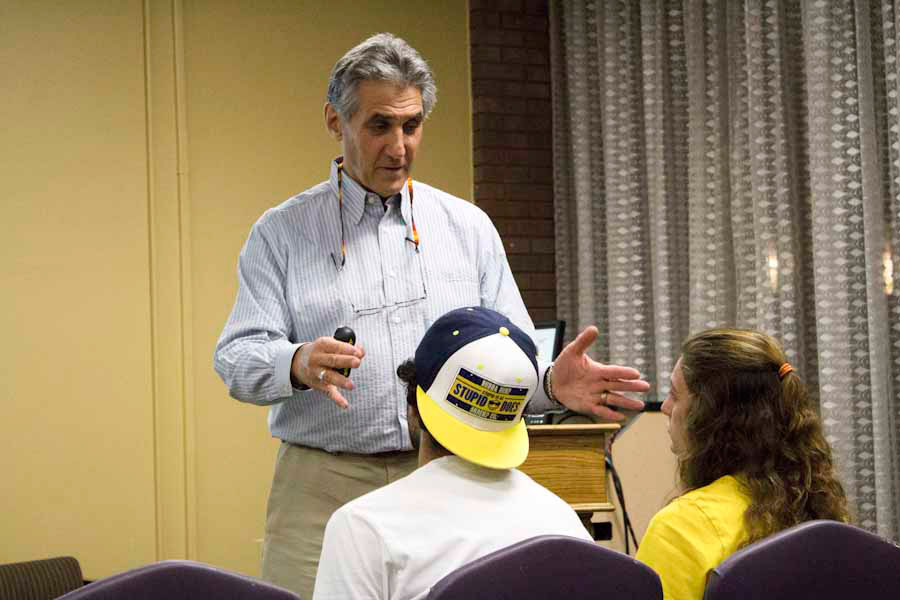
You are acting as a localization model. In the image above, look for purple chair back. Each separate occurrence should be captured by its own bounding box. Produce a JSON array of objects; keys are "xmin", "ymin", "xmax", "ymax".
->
[
  {"xmin": 704, "ymin": 520, "xmax": 900, "ymax": 600},
  {"xmin": 56, "ymin": 560, "xmax": 300, "ymax": 600},
  {"xmin": 426, "ymin": 534, "xmax": 662, "ymax": 600}
]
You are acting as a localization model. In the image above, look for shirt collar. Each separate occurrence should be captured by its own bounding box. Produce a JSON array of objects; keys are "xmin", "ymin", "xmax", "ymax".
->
[{"xmin": 328, "ymin": 157, "xmax": 412, "ymax": 226}]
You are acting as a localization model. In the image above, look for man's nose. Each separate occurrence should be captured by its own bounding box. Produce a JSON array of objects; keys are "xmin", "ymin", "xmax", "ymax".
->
[{"xmin": 385, "ymin": 127, "xmax": 406, "ymax": 159}]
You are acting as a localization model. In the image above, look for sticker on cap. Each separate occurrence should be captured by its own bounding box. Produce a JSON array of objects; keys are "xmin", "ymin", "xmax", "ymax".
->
[{"xmin": 446, "ymin": 367, "xmax": 529, "ymax": 422}]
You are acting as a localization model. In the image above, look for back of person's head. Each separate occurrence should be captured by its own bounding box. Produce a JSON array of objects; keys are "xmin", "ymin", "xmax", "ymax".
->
[
  {"xmin": 327, "ymin": 33, "xmax": 437, "ymax": 121},
  {"xmin": 678, "ymin": 328, "xmax": 849, "ymax": 545},
  {"xmin": 396, "ymin": 306, "xmax": 539, "ymax": 469},
  {"xmin": 397, "ymin": 358, "xmax": 447, "ymax": 455}
]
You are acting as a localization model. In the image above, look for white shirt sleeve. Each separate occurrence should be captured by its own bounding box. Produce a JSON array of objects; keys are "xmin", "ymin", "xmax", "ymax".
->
[
  {"xmin": 472, "ymin": 210, "xmax": 559, "ymax": 413},
  {"xmin": 476, "ymin": 210, "xmax": 533, "ymax": 332},
  {"xmin": 214, "ymin": 220, "xmax": 302, "ymax": 404},
  {"xmin": 313, "ymin": 506, "xmax": 386, "ymax": 600}
]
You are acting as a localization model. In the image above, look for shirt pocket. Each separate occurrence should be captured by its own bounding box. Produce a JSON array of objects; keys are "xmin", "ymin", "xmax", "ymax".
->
[
  {"xmin": 342, "ymin": 242, "xmax": 428, "ymax": 316},
  {"xmin": 287, "ymin": 254, "xmax": 353, "ymax": 339}
]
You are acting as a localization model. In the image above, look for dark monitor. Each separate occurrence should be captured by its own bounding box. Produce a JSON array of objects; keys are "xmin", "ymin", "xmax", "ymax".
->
[
  {"xmin": 532, "ymin": 320, "xmax": 565, "ymax": 362},
  {"xmin": 524, "ymin": 320, "xmax": 566, "ymax": 425}
]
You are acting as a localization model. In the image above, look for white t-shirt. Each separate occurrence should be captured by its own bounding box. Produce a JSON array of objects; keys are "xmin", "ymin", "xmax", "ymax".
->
[{"xmin": 312, "ymin": 455, "xmax": 594, "ymax": 600}]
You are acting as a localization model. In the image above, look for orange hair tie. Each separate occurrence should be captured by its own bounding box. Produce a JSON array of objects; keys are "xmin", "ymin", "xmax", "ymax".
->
[{"xmin": 778, "ymin": 363, "xmax": 794, "ymax": 380}]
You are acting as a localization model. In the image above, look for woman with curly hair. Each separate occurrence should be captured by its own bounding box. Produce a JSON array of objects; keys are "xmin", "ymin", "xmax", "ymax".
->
[{"xmin": 635, "ymin": 328, "xmax": 849, "ymax": 600}]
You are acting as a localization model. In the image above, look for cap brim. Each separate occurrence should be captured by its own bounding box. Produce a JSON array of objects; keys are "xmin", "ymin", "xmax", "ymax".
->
[{"xmin": 417, "ymin": 385, "xmax": 529, "ymax": 469}]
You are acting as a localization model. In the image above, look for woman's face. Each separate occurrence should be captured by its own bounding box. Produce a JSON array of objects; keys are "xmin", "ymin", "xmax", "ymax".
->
[{"xmin": 661, "ymin": 357, "xmax": 692, "ymax": 456}]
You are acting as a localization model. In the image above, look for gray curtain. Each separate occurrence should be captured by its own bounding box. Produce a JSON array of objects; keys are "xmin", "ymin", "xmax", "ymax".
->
[{"xmin": 550, "ymin": 0, "xmax": 899, "ymax": 541}]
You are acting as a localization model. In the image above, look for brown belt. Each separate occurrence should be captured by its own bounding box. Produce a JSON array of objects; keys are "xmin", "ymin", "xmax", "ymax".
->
[
  {"xmin": 369, "ymin": 449, "xmax": 416, "ymax": 458},
  {"xmin": 288, "ymin": 442, "xmax": 414, "ymax": 459}
]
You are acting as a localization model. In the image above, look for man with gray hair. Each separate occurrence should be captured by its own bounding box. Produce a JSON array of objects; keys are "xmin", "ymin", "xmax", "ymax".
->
[{"xmin": 215, "ymin": 33, "xmax": 646, "ymax": 598}]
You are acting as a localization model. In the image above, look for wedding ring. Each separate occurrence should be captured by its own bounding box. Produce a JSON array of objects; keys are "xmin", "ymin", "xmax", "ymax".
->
[
  {"xmin": 600, "ymin": 390, "xmax": 609, "ymax": 403},
  {"xmin": 318, "ymin": 369, "xmax": 327, "ymax": 382}
]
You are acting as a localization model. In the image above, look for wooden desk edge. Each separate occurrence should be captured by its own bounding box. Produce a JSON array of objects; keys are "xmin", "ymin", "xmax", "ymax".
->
[
  {"xmin": 571, "ymin": 502, "xmax": 616, "ymax": 513},
  {"xmin": 526, "ymin": 423, "xmax": 621, "ymax": 435}
]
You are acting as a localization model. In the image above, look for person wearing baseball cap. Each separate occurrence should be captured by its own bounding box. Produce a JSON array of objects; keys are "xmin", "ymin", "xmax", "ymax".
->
[{"xmin": 313, "ymin": 307, "xmax": 594, "ymax": 600}]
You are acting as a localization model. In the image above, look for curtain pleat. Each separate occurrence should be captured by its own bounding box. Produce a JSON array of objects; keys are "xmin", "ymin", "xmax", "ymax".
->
[{"xmin": 551, "ymin": 0, "xmax": 899, "ymax": 541}]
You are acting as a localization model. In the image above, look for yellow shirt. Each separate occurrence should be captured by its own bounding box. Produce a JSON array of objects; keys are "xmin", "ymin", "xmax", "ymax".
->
[{"xmin": 636, "ymin": 475, "xmax": 751, "ymax": 600}]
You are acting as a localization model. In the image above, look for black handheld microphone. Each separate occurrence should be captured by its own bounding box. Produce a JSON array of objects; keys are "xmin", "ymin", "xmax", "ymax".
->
[{"xmin": 334, "ymin": 326, "xmax": 356, "ymax": 378}]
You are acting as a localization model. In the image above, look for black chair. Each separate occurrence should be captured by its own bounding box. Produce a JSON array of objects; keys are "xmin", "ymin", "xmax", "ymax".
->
[
  {"xmin": 57, "ymin": 560, "xmax": 300, "ymax": 600},
  {"xmin": 427, "ymin": 534, "xmax": 662, "ymax": 600},
  {"xmin": 0, "ymin": 556, "xmax": 84, "ymax": 600},
  {"xmin": 704, "ymin": 520, "xmax": 900, "ymax": 600}
]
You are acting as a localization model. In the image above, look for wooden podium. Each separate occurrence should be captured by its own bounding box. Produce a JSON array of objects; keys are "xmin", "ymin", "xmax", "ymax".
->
[{"xmin": 519, "ymin": 423, "xmax": 619, "ymax": 514}]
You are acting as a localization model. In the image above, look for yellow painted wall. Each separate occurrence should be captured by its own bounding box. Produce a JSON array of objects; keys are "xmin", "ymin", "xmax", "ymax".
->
[
  {"xmin": 1, "ymin": 1, "xmax": 157, "ymax": 579},
  {"xmin": 1, "ymin": 0, "xmax": 472, "ymax": 580}
]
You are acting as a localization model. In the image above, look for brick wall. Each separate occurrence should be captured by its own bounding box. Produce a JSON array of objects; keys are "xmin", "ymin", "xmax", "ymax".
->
[{"xmin": 470, "ymin": 0, "xmax": 557, "ymax": 323}]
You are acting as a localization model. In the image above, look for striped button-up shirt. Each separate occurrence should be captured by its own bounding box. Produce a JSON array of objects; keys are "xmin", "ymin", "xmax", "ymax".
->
[{"xmin": 214, "ymin": 160, "xmax": 551, "ymax": 453}]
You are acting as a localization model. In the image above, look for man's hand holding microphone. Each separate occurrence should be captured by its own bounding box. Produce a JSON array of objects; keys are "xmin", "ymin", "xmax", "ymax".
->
[{"xmin": 291, "ymin": 327, "xmax": 361, "ymax": 410}]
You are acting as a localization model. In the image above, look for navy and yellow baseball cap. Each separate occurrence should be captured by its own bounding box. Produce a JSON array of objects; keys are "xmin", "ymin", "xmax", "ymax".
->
[{"xmin": 415, "ymin": 307, "xmax": 539, "ymax": 469}]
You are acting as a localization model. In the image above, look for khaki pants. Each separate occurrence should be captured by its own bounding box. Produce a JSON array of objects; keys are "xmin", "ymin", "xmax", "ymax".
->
[{"xmin": 261, "ymin": 442, "xmax": 417, "ymax": 599}]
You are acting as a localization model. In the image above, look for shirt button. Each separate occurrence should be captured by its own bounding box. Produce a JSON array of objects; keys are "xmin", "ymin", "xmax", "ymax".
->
[{"xmin": 391, "ymin": 313, "xmax": 402, "ymax": 324}]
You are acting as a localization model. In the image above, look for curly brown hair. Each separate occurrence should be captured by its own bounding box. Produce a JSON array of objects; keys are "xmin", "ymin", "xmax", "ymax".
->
[{"xmin": 678, "ymin": 328, "xmax": 849, "ymax": 546}]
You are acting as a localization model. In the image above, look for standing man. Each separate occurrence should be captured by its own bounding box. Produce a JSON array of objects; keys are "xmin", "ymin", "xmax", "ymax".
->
[{"xmin": 214, "ymin": 33, "xmax": 647, "ymax": 598}]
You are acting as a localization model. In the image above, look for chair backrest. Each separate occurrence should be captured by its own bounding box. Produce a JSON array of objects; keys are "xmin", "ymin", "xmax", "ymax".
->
[
  {"xmin": 56, "ymin": 560, "xmax": 300, "ymax": 600},
  {"xmin": 0, "ymin": 556, "xmax": 84, "ymax": 600},
  {"xmin": 426, "ymin": 534, "xmax": 662, "ymax": 600},
  {"xmin": 704, "ymin": 520, "xmax": 900, "ymax": 600}
]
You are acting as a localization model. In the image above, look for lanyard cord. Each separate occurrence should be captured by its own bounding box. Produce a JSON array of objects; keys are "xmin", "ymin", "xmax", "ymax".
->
[
  {"xmin": 407, "ymin": 176, "xmax": 419, "ymax": 247},
  {"xmin": 336, "ymin": 163, "xmax": 347, "ymax": 268},
  {"xmin": 335, "ymin": 162, "xmax": 418, "ymax": 269}
]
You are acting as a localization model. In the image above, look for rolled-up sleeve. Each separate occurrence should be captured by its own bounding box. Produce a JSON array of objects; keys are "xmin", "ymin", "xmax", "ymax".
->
[
  {"xmin": 477, "ymin": 214, "xmax": 533, "ymax": 334},
  {"xmin": 474, "ymin": 211, "xmax": 556, "ymax": 412},
  {"xmin": 214, "ymin": 220, "xmax": 304, "ymax": 405}
]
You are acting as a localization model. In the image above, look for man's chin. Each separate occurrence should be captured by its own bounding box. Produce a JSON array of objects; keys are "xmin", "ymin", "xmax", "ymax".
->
[{"xmin": 376, "ymin": 172, "xmax": 408, "ymax": 196}]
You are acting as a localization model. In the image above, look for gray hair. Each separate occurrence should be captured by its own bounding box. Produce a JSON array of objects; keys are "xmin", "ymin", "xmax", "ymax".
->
[{"xmin": 326, "ymin": 33, "xmax": 437, "ymax": 121}]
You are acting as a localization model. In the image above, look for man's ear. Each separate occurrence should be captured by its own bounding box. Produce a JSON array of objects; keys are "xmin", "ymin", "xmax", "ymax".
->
[
  {"xmin": 324, "ymin": 103, "xmax": 342, "ymax": 141},
  {"xmin": 407, "ymin": 403, "xmax": 422, "ymax": 450}
]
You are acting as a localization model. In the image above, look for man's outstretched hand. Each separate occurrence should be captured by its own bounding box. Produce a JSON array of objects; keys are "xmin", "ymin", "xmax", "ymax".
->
[{"xmin": 551, "ymin": 326, "xmax": 649, "ymax": 421}]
